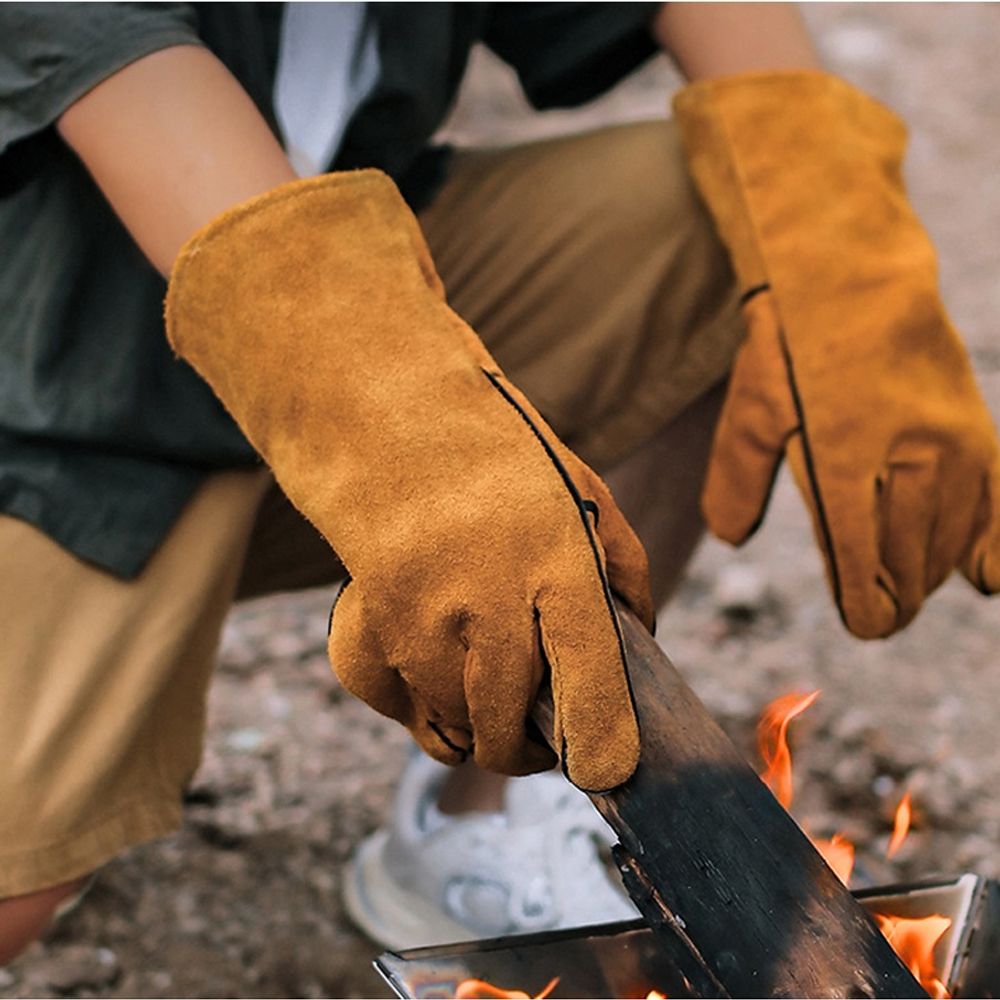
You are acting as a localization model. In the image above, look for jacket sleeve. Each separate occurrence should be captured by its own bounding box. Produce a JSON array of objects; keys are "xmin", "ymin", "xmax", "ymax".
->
[
  {"xmin": 482, "ymin": 3, "xmax": 662, "ymax": 110},
  {"xmin": 0, "ymin": 1, "xmax": 201, "ymax": 155}
]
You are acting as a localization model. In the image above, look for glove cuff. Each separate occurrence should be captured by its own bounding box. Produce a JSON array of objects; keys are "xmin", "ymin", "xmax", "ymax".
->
[{"xmin": 671, "ymin": 69, "xmax": 908, "ymax": 293}]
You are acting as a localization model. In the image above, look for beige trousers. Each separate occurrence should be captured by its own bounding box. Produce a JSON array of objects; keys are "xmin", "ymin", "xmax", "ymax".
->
[{"xmin": 0, "ymin": 120, "xmax": 742, "ymax": 897}]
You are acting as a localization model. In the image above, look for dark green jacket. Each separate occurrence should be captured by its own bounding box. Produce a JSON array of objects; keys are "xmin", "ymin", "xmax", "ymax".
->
[{"xmin": 0, "ymin": 2, "xmax": 659, "ymax": 575}]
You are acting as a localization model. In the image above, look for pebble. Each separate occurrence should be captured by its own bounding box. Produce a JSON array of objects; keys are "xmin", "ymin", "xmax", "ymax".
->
[
  {"xmin": 872, "ymin": 773, "xmax": 896, "ymax": 798},
  {"xmin": 264, "ymin": 631, "xmax": 313, "ymax": 660},
  {"xmin": 23, "ymin": 945, "xmax": 119, "ymax": 992},
  {"xmin": 822, "ymin": 23, "xmax": 890, "ymax": 66},
  {"xmin": 226, "ymin": 727, "xmax": 266, "ymax": 753},
  {"xmin": 712, "ymin": 564, "xmax": 771, "ymax": 619}
]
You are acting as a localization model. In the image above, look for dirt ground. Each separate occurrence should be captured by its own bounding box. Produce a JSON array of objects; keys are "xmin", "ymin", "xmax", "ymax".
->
[{"xmin": 4, "ymin": 5, "xmax": 999, "ymax": 998}]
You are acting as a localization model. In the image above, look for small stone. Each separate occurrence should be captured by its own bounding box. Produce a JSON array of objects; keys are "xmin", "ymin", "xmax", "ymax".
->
[
  {"xmin": 712, "ymin": 564, "xmax": 770, "ymax": 620},
  {"xmin": 151, "ymin": 971, "xmax": 174, "ymax": 992},
  {"xmin": 265, "ymin": 631, "xmax": 310, "ymax": 660},
  {"xmin": 226, "ymin": 727, "xmax": 265, "ymax": 753},
  {"xmin": 831, "ymin": 754, "xmax": 872, "ymax": 788},
  {"xmin": 823, "ymin": 23, "xmax": 889, "ymax": 66},
  {"xmin": 265, "ymin": 692, "xmax": 292, "ymax": 720},
  {"xmin": 872, "ymin": 774, "xmax": 896, "ymax": 798},
  {"xmin": 27, "ymin": 945, "xmax": 119, "ymax": 991},
  {"xmin": 830, "ymin": 706, "xmax": 875, "ymax": 744}
]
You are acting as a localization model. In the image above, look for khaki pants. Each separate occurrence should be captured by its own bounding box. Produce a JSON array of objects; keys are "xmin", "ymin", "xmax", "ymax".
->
[{"xmin": 0, "ymin": 120, "xmax": 742, "ymax": 897}]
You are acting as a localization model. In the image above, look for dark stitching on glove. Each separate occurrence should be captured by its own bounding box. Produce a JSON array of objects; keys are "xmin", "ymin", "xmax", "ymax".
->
[
  {"xmin": 875, "ymin": 573, "xmax": 901, "ymax": 631},
  {"xmin": 559, "ymin": 735, "xmax": 573, "ymax": 785},
  {"xmin": 327, "ymin": 575, "xmax": 352, "ymax": 636},
  {"xmin": 482, "ymin": 369, "xmax": 632, "ymax": 659},
  {"xmin": 741, "ymin": 434, "xmax": 792, "ymax": 543},
  {"xmin": 775, "ymin": 331, "xmax": 847, "ymax": 623},
  {"xmin": 975, "ymin": 549, "xmax": 990, "ymax": 594},
  {"xmin": 740, "ymin": 282, "xmax": 771, "ymax": 306},
  {"xmin": 428, "ymin": 721, "xmax": 470, "ymax": 761},
  {"xmin": 924, "ymin": 504, "xmax": 940, "ymax": 593},
  {"xmin": 482, "ymin": 368, "xmax": 639, "ymax": 791}
]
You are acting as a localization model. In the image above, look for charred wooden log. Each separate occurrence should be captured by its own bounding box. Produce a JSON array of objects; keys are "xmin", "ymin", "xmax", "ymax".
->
[{"xmin": 531, "ymin": 601, "xmax": 925, "ymax": 999}]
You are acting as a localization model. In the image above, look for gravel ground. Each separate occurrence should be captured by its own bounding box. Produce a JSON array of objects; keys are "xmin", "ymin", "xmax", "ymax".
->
[{"xmin": 4, "ymin": 5, "xmax": 999, "ymax": 998}]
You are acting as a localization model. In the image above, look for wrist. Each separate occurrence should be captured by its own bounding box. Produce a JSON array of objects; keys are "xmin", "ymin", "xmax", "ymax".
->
[{"xmin": 653, "ymin": 3, "xmax": 822, "ymax": 82}]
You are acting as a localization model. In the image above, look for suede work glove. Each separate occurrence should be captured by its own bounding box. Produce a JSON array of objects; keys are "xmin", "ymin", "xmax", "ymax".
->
[
  {"xmin": 165, "ymin": 171, "xmax": 652, "ymax": 792},
  {"xmin": 673, "ymin": 70, "xmax": 1000, "ymax": 639}
]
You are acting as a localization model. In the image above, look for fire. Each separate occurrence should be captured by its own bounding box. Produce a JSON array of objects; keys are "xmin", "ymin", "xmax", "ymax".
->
[
  {"xmin": 454, "ymin": 976, "xmax": 559, "ymax": 999},
  {"xmin": 455, "ymin": 696, "xmax": 948, "ymax": 1000},
  {"xmin": 756, "ymin": 691, "xmax": 856, "ymax": 882},
  {"xmin": 811, "ymin": 832, "xmax": 856, "ymax": 885},
  {"xmin": 887, "ymin": 791, "xmax": 913, "ymax": 858},
  {"xmin": 452, "ymin": 978, "xmax": 666, "ymax": 999},
  {"xmin": 757, "ymin": 690, "xmax": 819, "ymax": 809},
  {"xmin": 756, "ymin": 691, "xmax": 952, "ymax": 995},
  {"xmin": 874, "ymin": 912, "xmax": 951, "ymax": 998}
]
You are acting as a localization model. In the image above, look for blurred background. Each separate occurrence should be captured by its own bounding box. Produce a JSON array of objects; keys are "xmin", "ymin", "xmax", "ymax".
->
[{"xmin": 3, "ymin": 4, "xmax": 998, "ymax": 997}]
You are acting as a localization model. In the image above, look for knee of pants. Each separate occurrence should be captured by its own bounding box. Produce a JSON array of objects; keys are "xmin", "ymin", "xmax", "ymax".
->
[{"xmin": 571, "ymin": 119, "xmax": 737, "ymax": 299}]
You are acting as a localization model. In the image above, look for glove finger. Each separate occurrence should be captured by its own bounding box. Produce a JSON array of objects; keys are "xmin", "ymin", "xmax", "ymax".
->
[
  {"xmin": 876, "ymin": 450, "xmax": 941, "ymax": 630},
  {"xmin": 327, "ymin": 580, "xmax": 411, "ymax": 722},
  {"xmin": 962, "ymin": 463, "xmax": 1000, "ymax": 594},
  {"xmin": 562, "ymin": 455, "xmax": 654, "ymax": 631},
  {"xmin": 785, "ymin": 436, "xmax": 899, "ymax": 639},
  {"xmin": 890, "ymin": 444, "xmax": 985, "ymax": 600},
  {"xmin": 328, "ymin": 582, "xmax": 469, "ymax": 765},
  {"xmin": 702, "ymin": 292, "xmax": 798, "ymax": 544},
  {"xmin": 464, "ymin": 613, "xmax": 557, "ymax": 776},
  {"xmin": 484, "ymin": 370, "xmax": 654, "ymax": 632},
  {"xmin": 396, "ymin": 625, "xmax": 476, "ymax": 766},
  {"xmin": 408, "ymin": 715, "xmax": 474, "ymax": 767},
  {"xmin": 537, "ymin": 589, "xmax": 638, "ymax": 794}
]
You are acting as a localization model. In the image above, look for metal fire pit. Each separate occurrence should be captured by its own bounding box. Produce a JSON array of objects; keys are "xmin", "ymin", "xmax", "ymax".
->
[{"xmin": 377, "ymin": 875, "xmax": 1000, "ymax": 999}]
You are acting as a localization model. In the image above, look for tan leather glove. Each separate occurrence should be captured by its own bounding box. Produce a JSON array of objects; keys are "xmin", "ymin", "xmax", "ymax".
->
[
  {"xmin": 165, "ymin": 171, "xmax": 652, "ymax": 791},
  {"xmin": 673, "ymin": 70, "xmax": 1000, "ymax": 638}
]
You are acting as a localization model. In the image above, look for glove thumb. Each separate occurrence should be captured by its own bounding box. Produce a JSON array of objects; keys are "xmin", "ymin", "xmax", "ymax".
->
[{"xmin": 702, "ymin": 292, "xmax": 799, "ymax": 544}]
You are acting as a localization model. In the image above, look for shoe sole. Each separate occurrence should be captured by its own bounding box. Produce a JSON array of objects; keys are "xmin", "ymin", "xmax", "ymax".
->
[{"xmin": 343, "ymin": 828, "xmax": 480, "ymax": 951}]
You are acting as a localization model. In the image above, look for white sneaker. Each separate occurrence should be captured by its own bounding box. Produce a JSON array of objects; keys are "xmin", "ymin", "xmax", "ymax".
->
[
  {"xmin": 51, "ymin": 873, "xmax": 96, "ymax": 923},
  {"xmin": 343, "ymin": 753, "xmax": 637, "ymax": 950}
]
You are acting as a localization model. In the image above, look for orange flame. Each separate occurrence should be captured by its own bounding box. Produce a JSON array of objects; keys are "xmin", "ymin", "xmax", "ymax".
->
[
  {"xmin": 811, "ymin": 832, "xmax": 856, "ymax": 886},
  {"xmin": 757, "ymin": 690, "xmax": 820, "ymax": 809},
  {"xmin": 754, "ymin": 693, "xmax": 951, "ymax": 992},
  {"xmin": 461, "ymin": 698, "xmax": 945, "ymax": 1000},
  {"xmin": 757, "ymin": 691, "xmax": 859, "ymax": 885},
  {"xmin": 875, "ymin": 912, "xmax": 951, "ymax": 998},
  {"xmin": 887, "ymin": 791, "xmax": 913, "ymax": 859},
  {"xmin": 454, "ymin": 977, "xmax": 559, "ymax": 999}
]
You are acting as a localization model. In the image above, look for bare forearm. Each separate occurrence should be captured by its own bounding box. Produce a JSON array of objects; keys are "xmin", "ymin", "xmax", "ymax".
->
[
  {"xmin": 57, "ymin": 46, "xmax": 296, "ymax": 276},
  {"xmin": 653, "ymin": 3, "xmax": 822, "ymax": 81}
]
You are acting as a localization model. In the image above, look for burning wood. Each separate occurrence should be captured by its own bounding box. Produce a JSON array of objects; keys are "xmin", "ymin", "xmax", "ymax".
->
[
  {"xmin": 755, "ymin": 689, "xmax": 858, "ymax": 884},
  {"xmin": 380, "ymin": 878, "xmax": 1000, "ymax": 1000},
  {"xmin": 381, "ymin": 602, "xmax": 998, "ymax": 998},
  {"xmin": 446, "ymin": 690, "xmax": 959, "ymax": 1000},
  {"xmin": 754, "ymin": 690, "xmax": 952, "ymax": 996}
]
